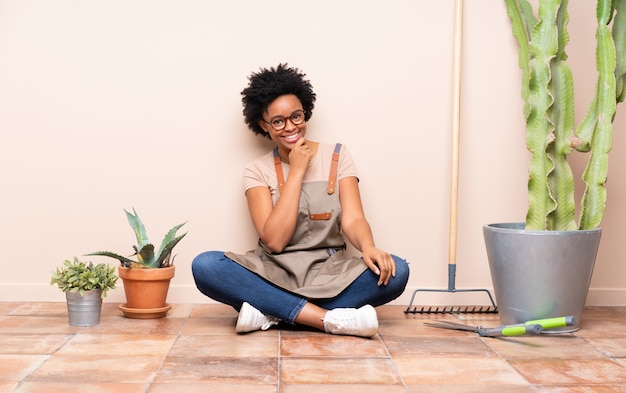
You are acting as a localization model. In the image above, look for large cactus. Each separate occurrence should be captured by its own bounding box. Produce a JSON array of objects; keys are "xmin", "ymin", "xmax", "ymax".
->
[{"xmin": 506, "ymin": 0, "xmax": 626, "ymax": 230}]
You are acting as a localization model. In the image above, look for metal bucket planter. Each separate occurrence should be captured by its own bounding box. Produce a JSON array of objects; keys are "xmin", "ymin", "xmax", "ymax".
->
[
  {"xmin": 483, "ymin": 223, "xmax": 601, "ymax": 332},
  {"xmin": 66, "ymin": 289, "xmax": 103, "ymax": 327}
]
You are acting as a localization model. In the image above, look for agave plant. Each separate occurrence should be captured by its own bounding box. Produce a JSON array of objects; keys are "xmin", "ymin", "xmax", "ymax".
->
[
  {"xmin": 506, "ymin": 0, "xmax": 626, "ymax": 230},
  {"xmin": 87, "ymin": 208, "xmax": 187, "ymax": 268}
]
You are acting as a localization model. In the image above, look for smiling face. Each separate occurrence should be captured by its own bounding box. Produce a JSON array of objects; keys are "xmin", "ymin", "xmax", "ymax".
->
[{"xmin": 259, "ymin": 94, "xmax": 307, "ymax": 153}]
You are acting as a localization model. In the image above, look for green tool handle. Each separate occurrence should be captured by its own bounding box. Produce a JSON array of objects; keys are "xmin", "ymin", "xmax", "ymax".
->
[
  {"xmin": 483, "ymin": 316, "xmax": 575, "ymax": 337},
  {"xmin": 520, "ymin": 316, "xmax": 575, "ymax": 330},
  {"xmin": 483, "ymin": 323, "xmax": 543, "ymax": 337}
]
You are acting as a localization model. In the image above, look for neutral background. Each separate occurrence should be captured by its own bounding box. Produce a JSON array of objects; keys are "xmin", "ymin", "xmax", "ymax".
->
[{"xmin": 1, "ymin": 0, "xmax": 624, "ymax": 306}]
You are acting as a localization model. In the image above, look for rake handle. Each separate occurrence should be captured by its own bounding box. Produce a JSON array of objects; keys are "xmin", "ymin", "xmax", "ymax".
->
[{"xmin": 449, "ymin": 0, "xmax": 463, "ymax": 268}]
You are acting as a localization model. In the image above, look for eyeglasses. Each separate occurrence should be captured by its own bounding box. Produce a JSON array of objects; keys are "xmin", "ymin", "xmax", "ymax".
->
[{"xmin": 262, "ymin": 110, "xmax": 306, "ymax": 131}]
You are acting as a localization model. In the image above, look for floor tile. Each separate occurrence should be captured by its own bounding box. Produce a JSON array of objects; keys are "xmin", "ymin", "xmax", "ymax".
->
[
  {"xmin": 576, "ymin": 311, "xmax": 626, "ymax": 338},
  {"xmin": 280, "ymin": 334, "xmax": 388, "ymax": 357},
  {"xmin": 0, "ymin": 383, "xmax": 17, "ymax": 393},
  {"xmin": 13, "ymin": 382, "xmax": 147, "ymax": 393},
  {"xmin": 580, "ymin": 306, "xmax": 626, "ymax": 320},
  {"xmin": 280, "ymin": 358, "xmax": 402, "ymax": 384},
  {"xmin": 509, "ymin": 358, "xmax": 626, "ymax": 385},
  {"xmin": 375, "ymin": 305, "xmax": 414, "ymax": 320},
  {"xmin": 189, "ymin": 304, "xmax": 238, "ymax": 318},
  {"xmin": 3, "ymin": 302, "xmax": 626, "ymax": 391},
  {"xmin": 384, "ymin": 336, "xmax": 496, "ymax": 357},
  {"xmin": 85, "ymin": 314, "xmax": 185, "ymax": 335},
  {"xmin": 615, "ymin": 357, "xmax": 626, "ymax": 368},
  {"xmin": 0, "ymin": 334, "xmax": 71, "ymax": 355},
  {"xmin": 100, "ymin": 303, "xmax": 124, "ymax": 318},
  {"xmin": 162, "ymin": 303, "xmax": 194, "ymax": 318},
  {"xmin": 282, "ymin": 384, "xmax": 408, "ymax": 393},
  {"xmin": 449, "ymin": 312, "xmax": 502, "ymax": 323},
  {"xmin": 155, "ymin": 356, "xmax": 277, "ymax": 384},
  {"xmin": 99, "ymin": 303, "xmax": 193, "ymax": 319},
  {"xmin": 535, "ymin": 386, "xmax": 626, "ymax": 393},
  {"xmin": 406, "ymin": 385, "xmax": 536, "ymax": 392},
  {"xmin": 0, "ymin": 303, "xmax": 23, "ymax": 315},
  {"xmin": 8, "ymin": 302, "xmax": 69, "ymax": 317},
  {"xmin": 0, "ymin": 355, "xmax": 48, "ymax": 382},
  {"xmin": 56, "ymin": 333, "xmax": 177, "ymax": 356},
  {"xmin": 148, "ymin": 382, "xmax": 277, "ymax": 393},
  {"xmin": 585, "ymin": 337, "xmax": 626, "ymax": 358},
  {"xmin": 169, "ymin": 334, "xmax": 277, "ymax": 357},
  {"xmin": 275, "ymin": 325, "xmax": 323, "ymax": 336},
  {"xmin": 0, "ymin": 316, "xmax": 79, "ymax": 334},
  {"xmin": 379, "ymin": 319, "xmax": 474, "ymax": 338},
  {"xmin": 483, "ymin": 334, "xmax": 604, "ymax": 359},
  {"xmin": 394, "ymin": 356, "xmax": 528, "ymax": 385},
  {"xmin": 181, "ymin": 316, "xmax": 248, "ymax": 335},
  {"xmin": 27, "ymin": 354, "xmax": 163, "ymax": 383}
]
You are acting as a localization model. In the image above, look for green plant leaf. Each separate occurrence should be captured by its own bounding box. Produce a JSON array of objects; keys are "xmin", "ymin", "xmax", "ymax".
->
[
  {"xmin": 125, "ymin": 208, "xmax": 150, "ymax": 248},
  {"xmin": 156, "ymin": 232, "xmax": 187, "ymax": 267},
  {"xmin": 506, "ymin": 0, "xmax": 536, "ymax": 118},
  {"xmin": 86, "ymin": 251, "xmax": 135, "ymax": 266},
  {"xmin": 596, "ymin": 0, "xmax": 614, "ymax": 26},
  {"xmin": 546, "ymin": 58, "xmax": 577, "ymax": 230},
  {"xmin": 579, "ymin": 25, "xmax": 616, "ymax": 230},
  {"xmin": 614, "ymin": 0, "xmax": 626, "ymax": 103},
  {"xmin": 523, "ymin": 0, "xmax": 561, "ymax": 230},
  {"xmin": 137, "ymin": 244, "xmax": 157, "ymax": 268},
  {"xmin": 156, "ymin": 222, "xmax": 186, "ymax": 263}
]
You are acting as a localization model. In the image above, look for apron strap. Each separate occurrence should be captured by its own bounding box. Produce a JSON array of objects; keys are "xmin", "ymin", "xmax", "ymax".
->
[
  {"xmin": 327, "ymin": 143, "xmax": 342, "ymax": 195},
  {"xmin": 273, "ymin": 148, "xmax": 285, "ymax": 193},
  {"xmin": 273, "ymin": 143, "xmax": 342, "ymax": 195}
]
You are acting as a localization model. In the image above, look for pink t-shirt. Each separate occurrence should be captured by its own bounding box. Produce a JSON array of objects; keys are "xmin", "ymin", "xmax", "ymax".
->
[{"xmin": 243, "ymin": 142, "xmax": 358, "ymax": 198}]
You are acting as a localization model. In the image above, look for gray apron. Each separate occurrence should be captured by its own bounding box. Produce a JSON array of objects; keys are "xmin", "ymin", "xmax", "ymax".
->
[{"xmin": 225, "ymin": 143, "xmax": 367, "ymax": 298}]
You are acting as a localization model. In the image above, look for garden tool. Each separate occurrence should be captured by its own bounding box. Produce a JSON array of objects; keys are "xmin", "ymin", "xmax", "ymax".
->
[
  {"xmin": 424, "ymin": 315, "xmax": 576, "ymax": 337},
  {"xmin": 405, "ymin": 0, "xmax": 498, "ymax": 315}
]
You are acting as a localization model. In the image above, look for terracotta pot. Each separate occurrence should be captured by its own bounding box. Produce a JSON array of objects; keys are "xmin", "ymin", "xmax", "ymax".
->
[{"xmin": 118, "ymin": 266, "xmax": 175, "ymax": 310}]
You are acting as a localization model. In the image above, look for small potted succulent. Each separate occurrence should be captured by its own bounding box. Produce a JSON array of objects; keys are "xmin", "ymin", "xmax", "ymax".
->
[
  {"xmin": 50, "ymin": 257, "xmax": 118, "ymax": 326},
  {"xmin": 87, "ymin": 208, "xmax": 187, "ymax": 319}
]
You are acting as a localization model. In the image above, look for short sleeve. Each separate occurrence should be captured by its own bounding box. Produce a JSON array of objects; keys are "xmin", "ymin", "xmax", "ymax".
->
[
  {"xmin": 337, "ymin": 144, "xmax": 358, "ymax": 181},
  {"xmin": 242, "ymin": 151, "xmax": 276, "ymax": 195}
]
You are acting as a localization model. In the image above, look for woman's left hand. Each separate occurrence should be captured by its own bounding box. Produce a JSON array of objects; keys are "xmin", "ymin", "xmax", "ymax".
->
[{"xmin": 362, "ymin": 246, "xmax": 396, "ymax": 286}]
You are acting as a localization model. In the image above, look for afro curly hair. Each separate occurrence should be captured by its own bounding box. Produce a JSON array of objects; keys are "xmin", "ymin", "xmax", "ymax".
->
[{"xmin": 241, "ymin": 64, "xmax": 316, "ymax": 139}]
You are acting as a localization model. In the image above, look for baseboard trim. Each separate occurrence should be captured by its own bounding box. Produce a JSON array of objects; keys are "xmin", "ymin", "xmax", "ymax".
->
[{"xmin": 2, "ymin": 283, "xmax": 625, "ymax": 307}]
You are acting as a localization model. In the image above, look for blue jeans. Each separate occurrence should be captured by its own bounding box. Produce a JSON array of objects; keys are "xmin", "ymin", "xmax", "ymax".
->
[{"xmin": 191, "ymin": 251, "xmax": 410, "ymax": 324}]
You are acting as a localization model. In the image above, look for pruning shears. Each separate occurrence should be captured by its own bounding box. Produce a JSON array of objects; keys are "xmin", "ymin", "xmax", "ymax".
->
[{"xmin": 424, "ymin": 315, "xmax": 576, "ymax": 337}]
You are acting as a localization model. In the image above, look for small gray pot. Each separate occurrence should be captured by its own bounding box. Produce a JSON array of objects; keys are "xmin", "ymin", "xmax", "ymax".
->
[{"xmin": 66, "ymin": 289, "xmax": 103, "ymax": 327}]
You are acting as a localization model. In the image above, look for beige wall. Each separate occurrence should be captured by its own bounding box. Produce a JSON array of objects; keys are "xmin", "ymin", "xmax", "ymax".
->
[{"xmin": 1, "ymin": 0, "xmax": 624, "ymax": 306}]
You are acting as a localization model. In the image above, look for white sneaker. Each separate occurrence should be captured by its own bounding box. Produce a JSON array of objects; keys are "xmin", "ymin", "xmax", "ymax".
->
[
  {"xmin": 322, "ymin": 305, "xmax": 379, "ymax": 338},
  {"xmin": 235, "ymin": 302, "xmax": 280, "ymax": 333}
]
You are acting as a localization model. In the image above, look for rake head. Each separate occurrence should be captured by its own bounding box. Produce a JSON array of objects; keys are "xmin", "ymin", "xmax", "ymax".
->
[
  {"xmin": 404, "ymin": 305, "xmax": 498, "ymax": 314},
  {"xmin": 404, "ymin": 283, "xmax": 498, "ymax": 314}
]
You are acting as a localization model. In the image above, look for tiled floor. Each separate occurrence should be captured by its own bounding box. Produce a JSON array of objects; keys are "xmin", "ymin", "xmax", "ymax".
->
[{"xmin": 1, "ymin": 302, "xmax": 626, "ymax": 392}]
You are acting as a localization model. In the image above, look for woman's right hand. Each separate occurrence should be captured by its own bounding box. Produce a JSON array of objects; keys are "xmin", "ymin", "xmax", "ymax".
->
[
  {"xmin": 246, "ymin": 138, "xmax": 311, "ymax": 253},
  {"xmin": 288, "ymin": 137, "xmax": 314, "ymax": 174}
]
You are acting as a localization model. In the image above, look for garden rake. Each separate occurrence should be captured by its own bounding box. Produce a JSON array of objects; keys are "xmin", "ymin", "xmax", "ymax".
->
[{"xmin": 405, "ymin": 0, "xmax": 497, "ymax": 315}]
